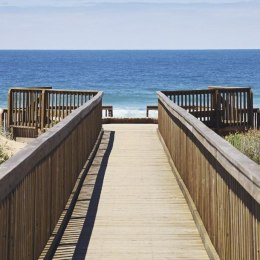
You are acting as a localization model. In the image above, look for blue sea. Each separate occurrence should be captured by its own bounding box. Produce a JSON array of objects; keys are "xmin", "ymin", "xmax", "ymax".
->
[{"xmin": 0, "ymin": 50, "xmax": 260, "ymax": 117}]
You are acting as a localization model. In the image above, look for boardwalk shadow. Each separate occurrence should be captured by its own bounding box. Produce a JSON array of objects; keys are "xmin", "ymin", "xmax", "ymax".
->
[{"xmin": 72, "ymin": 130, "xmax": 115, "ymax": 259}]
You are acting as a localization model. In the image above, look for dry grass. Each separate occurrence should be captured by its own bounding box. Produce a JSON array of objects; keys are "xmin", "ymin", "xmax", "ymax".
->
[
  {"xmin": 0, "ymin": 144, "xmax": 9, "ymax": 164},
  {"xmin": 0, "ymin": 127, "xmax": 26, "ymax": 165},
  {"xmin": 0, "ymin": 128, "xmax": 9, "ymax": 164},
  {"xmin": 225, "ymin": 130, "xmax": 260, "ymax": 164}
]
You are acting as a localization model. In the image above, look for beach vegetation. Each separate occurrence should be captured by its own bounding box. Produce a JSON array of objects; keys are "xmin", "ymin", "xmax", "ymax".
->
[
  {"xmin": 0, "ymin": 127, "xmax": 11, "ymax": 164},
  {"xmin": 225, "ymin": 130, "xmax": 260, "ymax": 164},
  {"xmin": 0, "ymin": 126, "xmax": 12, "ymax": 140},
  {"xmin": 0, "ymin": 145, "xmax": 9, "ymax": 164}
]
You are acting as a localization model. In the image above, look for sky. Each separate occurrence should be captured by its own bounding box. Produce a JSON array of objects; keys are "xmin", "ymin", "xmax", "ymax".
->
[{"xmin": 0, "ymin": 0, "xmax": 259, "ymax": 49}]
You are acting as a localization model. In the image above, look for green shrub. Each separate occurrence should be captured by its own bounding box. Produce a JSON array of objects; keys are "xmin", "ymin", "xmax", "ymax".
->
[{"xmin": 225, "ymin": 130, "xmax": 260, "ymax": 164}]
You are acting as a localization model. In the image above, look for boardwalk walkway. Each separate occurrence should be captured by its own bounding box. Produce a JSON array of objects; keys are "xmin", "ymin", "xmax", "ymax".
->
[{"xmin": 53, "ymin": 124, "xmax": 209, "ymax": 259}]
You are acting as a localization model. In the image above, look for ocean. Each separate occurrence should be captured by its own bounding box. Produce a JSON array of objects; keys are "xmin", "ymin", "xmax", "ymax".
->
[{"xmin": 0, "ymin": 50, "xmax": 260, "ymax": 117}]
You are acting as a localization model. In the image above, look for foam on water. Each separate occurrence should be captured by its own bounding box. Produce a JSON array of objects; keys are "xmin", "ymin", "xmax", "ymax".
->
[
  {"xmin": 0, "ymin": 50, "xmax": 260, "ymax": 116},
  {"xmin": 103, "ymin": 108, "xmax": 158, "ymax": 118}
]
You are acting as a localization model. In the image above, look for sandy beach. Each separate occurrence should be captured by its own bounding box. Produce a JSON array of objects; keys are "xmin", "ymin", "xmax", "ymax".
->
[{"xmin": 0, "ymin": 134, "xmax": 26, "ymax": 158}]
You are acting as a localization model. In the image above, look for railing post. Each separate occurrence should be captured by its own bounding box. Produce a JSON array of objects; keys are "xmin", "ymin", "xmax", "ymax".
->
[
  {"xmin": 7, "ymin": 89, "xmax": 12, "ymax": 129},
  {"xmin": 41, "ymin": 90, "xmax": 46, "ymax": 131},
  {"xmin": 257, "ymin": 109, "xmax": 260, "ymax": 130},
  {"xmin": 212, "ymin": 89, "xmax": 220, "ymax": 129},
  {"xmin": 247, "ymin": 89, "xmax": 254, "ymax": 128},
  {"xmin": 0, "ymin": 109, "xmax": 3, "ymax": 128}
]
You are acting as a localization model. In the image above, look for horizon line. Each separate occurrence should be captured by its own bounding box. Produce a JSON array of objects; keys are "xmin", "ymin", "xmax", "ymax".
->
[{"xmin": 0, "ymin": 48, "xmax": 260, "ymax": 51}]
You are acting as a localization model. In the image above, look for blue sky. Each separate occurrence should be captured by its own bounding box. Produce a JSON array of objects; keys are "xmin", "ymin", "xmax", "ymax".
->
[{"xmin": 0, "ymin": 0, "xmax": 259, "ymax": 49}]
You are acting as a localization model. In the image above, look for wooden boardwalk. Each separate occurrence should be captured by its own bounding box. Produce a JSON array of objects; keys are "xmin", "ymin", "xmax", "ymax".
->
[{"xmin": 53, "ymin": 124, "xmax": 209, "ymax": 259}]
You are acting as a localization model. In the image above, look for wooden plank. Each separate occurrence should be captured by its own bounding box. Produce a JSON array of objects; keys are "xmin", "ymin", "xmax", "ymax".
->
[
  {"xmin": 157, "ymin": 92, "xmax": 260, "ymax": 260},
  {"xmin": 0, "ymin": 92, "xmax": 103, "ymax": 259},
  {"xmin": 157, "ymin": 92, "xmax": 260, "ymax": 203},
  {"xmin": 53, "ymin": 124, "xmax": 210, "ymax": 259}
]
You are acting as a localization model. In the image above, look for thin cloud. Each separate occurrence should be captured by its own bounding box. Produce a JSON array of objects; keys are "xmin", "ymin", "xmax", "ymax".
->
[
  {"xmin": 0, "ymin": 0, "xmax": 259, "ymax": 49},
  {"xmin": 0, "ymin": 0, "xmax": 257, "ymax": 7}
]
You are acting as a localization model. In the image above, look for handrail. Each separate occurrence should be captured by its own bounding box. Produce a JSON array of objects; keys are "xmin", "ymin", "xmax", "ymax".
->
[
  {"xmin": 208, "ymin": 85, "xmax": 251, "ymax": 90},
  {"xmin": 157, "ymin": 91, "xmax": 260, "ymax": 260},
  {"xmin": 0, "ymin": 91, "xmax": 103, "ymax": 200},
  {"xmin": 0, "ymin": 91, "xmax": 103, "ymax": 259},
  {"xmin": 158, "ymin": 91, "xmax": 260, "ymax": 201},
  {"xmin": 146, "ymin": 105, "xmax": 158, "ymax": 117},
  {"xmin": 9, "ymin": 86, "xmax": 53, "ymax": 90}
]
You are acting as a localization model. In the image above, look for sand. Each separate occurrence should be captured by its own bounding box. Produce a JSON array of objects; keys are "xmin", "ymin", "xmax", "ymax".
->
[{"xmin": 0, "ymin": 134, "xmax": 26, "ymax": 158}]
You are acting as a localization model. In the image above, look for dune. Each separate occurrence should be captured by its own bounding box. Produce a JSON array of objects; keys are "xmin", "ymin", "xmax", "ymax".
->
[{"xmin": 0, "ymin": 134, "xmax": 26, "ymax": 159}]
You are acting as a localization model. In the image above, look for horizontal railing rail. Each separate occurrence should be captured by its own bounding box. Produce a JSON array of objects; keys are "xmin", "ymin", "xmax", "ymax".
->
[
  {"xmin": 157, "ymin": 91, "xmax": 260, "ymax": 260},
  {"xmin": 146, "ymin": 105, "xmax": 158, "ymax": 118},
  {"xmin": 0, "ymin": 91, "xmax": 103, "ymax": 260}
]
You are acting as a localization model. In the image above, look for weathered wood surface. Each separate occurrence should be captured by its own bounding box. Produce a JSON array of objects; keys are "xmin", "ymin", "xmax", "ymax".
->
[
  {"xmin": 253, "ymin": 108, "xmax": 260, "ymax": 129},
  {"xmin": 0, "ymin": 92, "xmax": 103, "ymax": 260},
  {"xmin": 102, "ymin": 105, "xmax": 113, "ymax": 117},
  {"xmin": 157, "ymin": 91, "xmax": 260, "ymax": 260},
  {"xmin": 7, "ymin": 87, "xmax": 98, "ymax": 138},
  {"xmin": 53, "ymin": 124, "xmax": 209, "ymax": 259},
  {"xmin": 0, "ymin": 108, "xmax": 8, "ymax": 129},
  {"xmin": 162, "ymin": 87, "xmax": 255, "ymax": 131},
  {"xmin": 146, "ymin": 105, "xmax": 158, "ymax": 117}
]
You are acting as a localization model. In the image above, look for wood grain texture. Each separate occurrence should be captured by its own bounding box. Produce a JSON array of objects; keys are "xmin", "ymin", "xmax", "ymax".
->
[
  {"xmin": 162, "ymin": 87, "xmax": 256, "ymax": 131},
  {"xmin": 53, "ymin": 124, "xmax": 209, "ymax": 260},
  {"xmin": 0, "ymin": 93, "xmax": 103, "ymax": 260},
  {"xmin": 7, "ymin": 87, "xmax": 98, "ymax": 138},
  {"xmin": 157, "ymin": 92, "xmax": 260, "ymax": 260}
]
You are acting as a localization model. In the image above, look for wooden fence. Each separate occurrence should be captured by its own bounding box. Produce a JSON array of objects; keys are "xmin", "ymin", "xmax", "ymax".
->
[
  {"xmin": 0, "ymin": 91, "xmax": 103, "ymax": 260},
  {"xmin": 253, "ymin": 108, "xmax": 260, "ymax": 130},
  {"xmin": 7, "ymin": 88, "xmax": 97, "ymax": 137},
  {"xmin": 102, "ymin": 105, "xmax": 113, "ymax": 117},
  {"xmin": 157, "ymin": 91, "xmax": 260, "ymax": 260},
  {"xmin": 0, "ymin": 108, "xmax": 8, "ymax": 131},
  {"xmin": 146, "ymin": 105, "xmax": 158, "ymax": 118},
  {"xmin": 162, "ymin": 87, "xmax": 255, "ymax": 132}
]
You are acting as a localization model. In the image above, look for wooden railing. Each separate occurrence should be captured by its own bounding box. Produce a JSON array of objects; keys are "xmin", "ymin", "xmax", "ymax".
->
[
  {"xmin": 8, "ymin": 88, "xmax": 97, "ymax": 133},
  {"xmin": 0, "ymin": 108, "xmax": 8, "ymax": 131},
  {"xmin": 253, "ymin": 108, "xmax": 260, "ymax": 129},
  {"xmin": 146, "ymin": 105, "xmax": 158, "ymax": 117},
  {"xmin": 157, "ymin": 91, "xmax": 260, "ymax": 260},
  {"xmin": 0, "ymin": 91, "xmax": 103, "ymax": 260},
  {"xmin": 162, "ymin": 87, "xmax": 254, "ymax": 131},
  {"xmin": 102, "ymin": 105, "xmax": 113, "ymax": 117}
]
